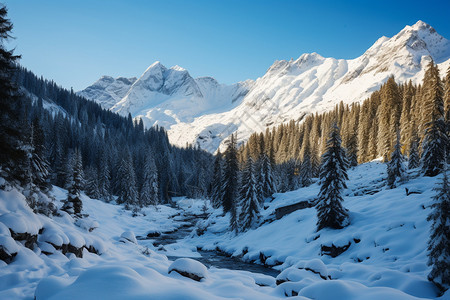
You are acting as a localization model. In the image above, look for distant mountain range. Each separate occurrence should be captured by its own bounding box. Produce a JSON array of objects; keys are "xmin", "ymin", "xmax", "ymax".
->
[{"xmin": 79, "ymin": 21, "xmax": 450, "ymax": 153}]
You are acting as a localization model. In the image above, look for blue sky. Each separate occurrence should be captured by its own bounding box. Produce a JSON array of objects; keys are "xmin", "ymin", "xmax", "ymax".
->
[{"xmin": 4, "ymin": 0, "xmax": 450, "ymax": 91}]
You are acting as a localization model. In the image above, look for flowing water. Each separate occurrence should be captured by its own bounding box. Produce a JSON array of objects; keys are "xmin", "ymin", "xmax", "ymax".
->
[{"xmin": 142, "ymin": 212, "xmax": 280, "ymax": 277}]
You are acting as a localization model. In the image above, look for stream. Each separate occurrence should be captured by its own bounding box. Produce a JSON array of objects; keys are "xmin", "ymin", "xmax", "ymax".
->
[{"xmin": 139, "ymin": 212, "xmax": 280, "ymax": 277}]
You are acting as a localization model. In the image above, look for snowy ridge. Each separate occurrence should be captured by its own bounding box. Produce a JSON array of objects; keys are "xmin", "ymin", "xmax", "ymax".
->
[{"xmin": 79, "ymin": 21, "xmax": 450, "ymax": 152}]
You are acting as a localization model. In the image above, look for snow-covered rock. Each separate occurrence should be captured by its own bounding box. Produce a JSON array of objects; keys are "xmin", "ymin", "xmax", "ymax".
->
[
  {"xmin": 168, "ymin": 258, "xmax": 208, "ymax": 281},
  {"xmin": 119, "ymin": 231, "xmax": 137, "ymax": 244}
]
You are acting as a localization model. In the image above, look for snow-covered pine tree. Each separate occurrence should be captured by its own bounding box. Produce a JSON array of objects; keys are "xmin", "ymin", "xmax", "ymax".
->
[
  {"xmin": 0, "ymin": 6, "xmax": 27, "ymax": 182},
  {"xmin": 408, "ymin": 136, "xmax": 420, "ymax": 170},
  {"xmin": 421, "ymin": 62, "xmax": 447, "ymax": 177},
  {"xmin": 408, "ymin": 127, "xmax": 420, "ymax": 169},
  {"xmin": 211, "ymin": 150, "xmax": 223, "ymax": 209},
  {"xmin": 443, "ymin": 67, "xmax": 450, "ymax": 164},
  {"xmin": 139, "ymin": 154, "xmax": 159, "ymax": 207},
  {"xmin": 387, "ymin": 131, "xmax": 406, "ymax": 189},
  {"xmin": 98, "ymin": 150, "xmax": 111, "ymax": 201},
  {"xmin": 62, "ymin": 149, "xmax": 84, "ymax": 216},
  {"xmin": 222, "ymin": 134, "xmax": 239, "ymax": 214},
  {"xmin": 30, "ymin": 117, "xmax": 50, "ymax": 192},
  {"xmin": 316, "ymin": 123, "xmax": 349, "ymax": 231},
  {"xmin": 259, "ymin": 152, "xmax": 277, "ymax": 199},
  {"xmin": 239, "ymin": 157, "xmax": 261, "ymax": 231},
  {"xmin": 299, "ymin": 138, "xmax": 313, "ymax": 187},
  {"xmin": 84, "ymin": 166, "xmax": 100, "ymax": 199},
  {"xmin": 116, "ymin": 150, "xmax": 139, "ymax": 212},
  {"xmin": 427, "ymin": 169, "xmax": 450, "ymax": 292}
]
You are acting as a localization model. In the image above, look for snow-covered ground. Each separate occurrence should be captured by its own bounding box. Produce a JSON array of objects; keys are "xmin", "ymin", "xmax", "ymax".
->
[{"xmin": 0, "ymin": 161, "xmax": 448, "ymax": 299}]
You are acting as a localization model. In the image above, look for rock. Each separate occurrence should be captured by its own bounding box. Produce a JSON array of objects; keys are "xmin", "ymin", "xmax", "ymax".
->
[
  {"xmin": 0, "ymin": 235, "xmax": 19, "ymax": 263},
  {"xmin": 320, "ymin": 242, "xmax": 351, "ymax": 258},
  {"xmin": 168, "ymin": 258, "xmax": 208, "ymax": 282},
  {"xmin": 120, "ymin": 231, "xmax": 137, "ymax": 244},
  {"xmin": 146, "ymin": 231, "xmax": 161, "ymax": 238}
]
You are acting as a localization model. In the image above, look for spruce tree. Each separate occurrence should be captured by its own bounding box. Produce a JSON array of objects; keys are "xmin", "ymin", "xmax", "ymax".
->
[
  {"xmin": 116, "ymin": 150, "xmax": 139, "ymax": 212},
  {"xmin": 222, "ymin": 135, "xmax": 239, "ymax": 213},
  {"xmin": 0, "ymin": 5, "xmax": 26, "ymax": 181},
  {"xmin": 30, "ymin": 117, "xmax": 50, "ymax": 192},
  {"xmin": 84, "ymin": 166, "xmax": 100, "ymax": 199},
  {"xmin": 299, "ymin": 138, "xmax": 313, "ymax": 187},
  {"xmin": 387, "ymin": 131, "xmax": 406, "ymax": 189},
  {"xmin": 427, "ymin": 170, "xmax": 450, "ymax": 292},
  {"xmin": 62, "ymin": 149, "xmax": 84, "ymax": 216},
  {"xmin": 97, "ymin": 148, "xmax": 112, "ymax": 201},
  {"xmin": 259, "ymin": 152, "xmax": 277, "ymax": 199},
  {"xmin": 139, "ymin": 154, "xmax": 159, "ymax": 207},
  {"xmin": 421, "ymin": 62, "xmax": 447, "ymax": 177},
  {"xmin": 239, "ymin": 157, "xmax": 261, "ymax": 231},
  {"xmin": 210, "ymin": 150, "xmax": 224, "ymax": 209},
  {"xmin": 408, "ymin": 134, "xmax": 420, "ymax": 170},
  {"xmin": 316, "ymin": 123, "xmax": 349, "ymax": 231}
]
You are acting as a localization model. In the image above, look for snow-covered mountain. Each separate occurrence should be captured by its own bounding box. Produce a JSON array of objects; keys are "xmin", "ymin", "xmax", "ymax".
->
[{"xmin": 79, "ymin": 21, "xmax": 450, "ymax": 152}]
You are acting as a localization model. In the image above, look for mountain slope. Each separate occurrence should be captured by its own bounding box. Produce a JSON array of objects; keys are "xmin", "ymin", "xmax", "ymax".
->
[{"xmin": 79, "ymin": 21, "xmax": 450, "ymax": 152}]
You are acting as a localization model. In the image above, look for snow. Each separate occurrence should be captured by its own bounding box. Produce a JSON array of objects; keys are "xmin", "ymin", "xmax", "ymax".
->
[
  {"xmin": 79, "ymin": 22, "xmax": 450, "ymax": 154},
  {"xmin": 0, "ymin": 162, "xmax": 446, "ymax": 299}
]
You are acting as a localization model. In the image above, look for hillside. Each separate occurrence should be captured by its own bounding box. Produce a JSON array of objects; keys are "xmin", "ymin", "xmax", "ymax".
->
[{"xmin": 0, "ymin": 162, "xmax": 447, "ymax": 299}]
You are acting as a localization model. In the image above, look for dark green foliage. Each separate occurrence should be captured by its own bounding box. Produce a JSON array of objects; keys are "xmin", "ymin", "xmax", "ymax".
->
[
  {"xmin": 239, "ymin": 157, "xmax": 261, "ymax": 231},
  {"xmin": 316, "ymin": 124, "xmax": 349, "ymax": 231},
  {"xmin": 0, "ymin": 6, "xmax": 26, "ymax": 181},
  {"xmin": 427, "ymin": 170, "xmax": 450, "ymax": 292},
  {"xmin": 387, "ymin": 132, "xmax": 406, "ymax": 189},
  {"xmin": 222, "ymin": 135, "xmax": 239, "ymax": 213},
  {"xmin": 62, "ymin": 149, "xmax": 84, "ymax": 216}
]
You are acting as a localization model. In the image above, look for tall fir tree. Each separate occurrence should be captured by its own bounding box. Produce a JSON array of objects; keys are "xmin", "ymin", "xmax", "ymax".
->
[
  {"xmin": 0, "ymin": 5, "xmax": 26, "ymax": 182},
  {"xmin": 116, "ymin": 150, "xmax": 139, "ymax": 212},
  {"xmin": 259, "ymin": 152, "xmax": 277, "ymax": 199},
  {"xmin": 222, "ymin": 135, "xmax": 239, "ymax": 213},
  {"xmin": 139, "ymin": 154, "xmax": 159, "ymax": 207},
  {"xmin": 387, "ymin": 131, "xmax": 406, "ymax": 189},
  {"xmin": 210, "ymin": 150, "xmax": 224, "ymax": 209},
  {"xmin": 30, "ymin": 117, "xmax": 50, "ymax": 192},
  {"xmin": 62, "ymin": 149, "xmax": 84, "ymax": 216},
  {"xmin": 239, "ymin": 157, "xmax": 261, "ymax": 231},
  {"xmin": 421, "ymin": 63, "xmax": 447, "ymax": 177},
  {"xmin": 427, "ymin": 170, "xmax": 450, "ymax": 292},
  {"xmin": 299, "ymin": 138, "xmax": 313, "ymax": 187},
  {"xmin": 84, "ymin": 166, "xmax": 100, "ymax": 199},
  {"xmin": 316, "ymin": 123, "xmax": 349, "ymax": 231},
  {"xmin": 408, "ymin": 132, "xmax": 420, "ymax": 170}
]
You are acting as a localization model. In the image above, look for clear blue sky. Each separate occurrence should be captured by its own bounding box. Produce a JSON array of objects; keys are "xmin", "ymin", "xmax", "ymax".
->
[{"xmin": 4, "ymin": 0, "xmax": 450, "ymax": 91}]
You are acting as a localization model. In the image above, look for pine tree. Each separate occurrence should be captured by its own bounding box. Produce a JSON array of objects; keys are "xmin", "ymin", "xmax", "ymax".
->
[
  {"xmin": 84, "ymin": 166, "xmax": 100, "ymax": 199},
  {"xmin": 427, "ymin": 170, "xmax": 450, "ymax": 292},
  {"xmin": 210, "ymin": 151, "xmax": 224, "ymax": 209},
  {"xmin": 408, "ymin": 133, "xmax": 420, "ymax": 170},
  {"xmin": 239, "ymin": 157, "xmax": 261, "ymax": 231},
  {"xmin": 444, "ymin": 67, "xmax": 450, "ymax": 164},
  {"xmin": 316, "ymin": 123, "xmax": 349, "ymax": 231},
  {"xmin": 62, "ymin": 149, "xmax": 84, "ymax": 216},
  {"xmin": 116, "ymin": 150, "xmax": 139, "ymax": 212},
  {"xmin": 98, "ymin": 150, "xmax": 111, "ymax": 201},
  {"xmin": 387, "ymin": 131, "xmax": 406, "ymax": 189},
  {"xmin": 259, "ymin": 152, "xmax": 277, "ymax": 199},
  {"xmin": 222, "ymin": 135, "xmax": 239, "ymax": 213},
  {"xmin": 139, "ymin": 154, "xmax": 159, "ymax": 207},
  {"xmin": 421, "ymin": 62, "xmax": 447, "ymax": 177},
  {"xmin": 0, "ymin": 5, "xmax": 26, "ymax": 181},
  {"xmin": 30, "ymin": 117, "xmax": 50, "ymax": 192}
]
